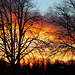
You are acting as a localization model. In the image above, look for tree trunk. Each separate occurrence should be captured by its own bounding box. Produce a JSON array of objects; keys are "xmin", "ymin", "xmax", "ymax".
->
[{"xmin": 10, "ymin": 61, "xmax": 18, "ymax": 75}]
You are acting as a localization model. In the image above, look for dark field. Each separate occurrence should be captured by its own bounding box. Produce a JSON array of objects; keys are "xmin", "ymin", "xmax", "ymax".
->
[{"xmin": 0, "ymin": 59, "xmax": 75, "ymax": 75}]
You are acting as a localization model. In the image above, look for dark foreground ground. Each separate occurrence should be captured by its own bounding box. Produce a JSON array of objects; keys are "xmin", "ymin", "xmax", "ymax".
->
[{"xmin": 0, "ymin": 59, "xmax": 75, "ymax": 75}]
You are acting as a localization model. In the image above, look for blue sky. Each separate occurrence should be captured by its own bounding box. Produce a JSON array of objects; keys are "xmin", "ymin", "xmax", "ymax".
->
[{"xmin": 33, "ymin": 0, "xmax": 63, "ymax": 14}]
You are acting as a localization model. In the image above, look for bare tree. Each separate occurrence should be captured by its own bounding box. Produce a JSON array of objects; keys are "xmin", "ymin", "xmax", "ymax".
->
[
  {"xmin": 0, "ymin": 0, "xmax": 52, "ymax": 74},
  {"xmin": 45, "ymin": 0, "xmax": 75, "ymax": 61}
]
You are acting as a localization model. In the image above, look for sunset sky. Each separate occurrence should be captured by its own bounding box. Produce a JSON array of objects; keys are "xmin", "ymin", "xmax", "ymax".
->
[
  {"xmin": 0, "ymin": 1, "xmax": 75, "ymax": 75},
  {"xmin": 0, "ymin": 0, "xmax": 74, "ymax": 66},
  {"xmin": 33, "ymin": 0, "xmax": 63, "ymax": 14}
]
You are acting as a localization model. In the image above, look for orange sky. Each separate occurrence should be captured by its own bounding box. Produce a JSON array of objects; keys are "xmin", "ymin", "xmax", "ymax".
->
[
  {"xmin": 1, "ymin": 18, "xmax": 75, "ymax": 66},
  {"xmin": 18, "ymin": 22, "xmax": 75, "ymax": 66}
]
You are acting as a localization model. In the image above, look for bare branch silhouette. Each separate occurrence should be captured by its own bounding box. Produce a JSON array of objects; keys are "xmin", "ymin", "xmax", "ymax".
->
[{"xmin": 45, "ymin": 0, "xmax": 75, "ymax": 61}]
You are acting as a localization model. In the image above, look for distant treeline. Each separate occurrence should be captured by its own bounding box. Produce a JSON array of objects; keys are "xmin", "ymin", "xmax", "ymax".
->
[{"xmin": 0, "ymin": 59, "xmax": 75, "ymax": 75}]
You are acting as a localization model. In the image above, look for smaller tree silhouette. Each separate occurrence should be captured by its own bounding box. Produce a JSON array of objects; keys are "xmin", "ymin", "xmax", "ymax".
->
[{"xmin": 45, "ymin": 0, "xmax": 75, "ymax": 60}]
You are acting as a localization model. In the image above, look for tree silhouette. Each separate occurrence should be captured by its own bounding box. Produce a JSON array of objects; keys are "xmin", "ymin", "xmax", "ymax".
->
[
  {"xmin": 45, "ymin": 0, "xmax": 75, "ymax": 60},
  {"xmin": 0, "ymin": 0, "xmax": 52, "ymax": 74}
]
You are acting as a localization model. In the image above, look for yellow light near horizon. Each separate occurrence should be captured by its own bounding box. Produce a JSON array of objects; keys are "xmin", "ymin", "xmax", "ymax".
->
[{"xmin": 0, "ymin": 18, "xmax": 75, "ymax": 66}]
